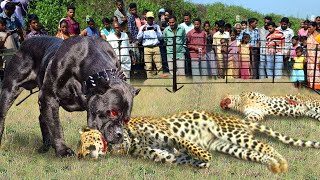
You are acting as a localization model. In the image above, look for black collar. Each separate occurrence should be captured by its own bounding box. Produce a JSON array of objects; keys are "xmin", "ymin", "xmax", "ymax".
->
[{"xmin": 83, "ymin": 69, "xmax": 126, "ymax": 95}]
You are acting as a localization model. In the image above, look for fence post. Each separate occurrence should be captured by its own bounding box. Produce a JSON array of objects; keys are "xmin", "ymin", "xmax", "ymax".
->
[
  {"xmin": 272, "ymin": 42, "xmax": 276, "ymax": 83},
  {"xmin": 225, "ymin": 41, "xmax": 229, "ymax": 83},
  {"xmin": 118, "ymin": 40, "xmax": 122, "ymax": 69},
  {"xmin": 172, "ymin": 35, "xmax": 177, "ymax": 92},
  {"xmin": 312, "ymin": 44, "xmax": 319, "ymax": 89}
]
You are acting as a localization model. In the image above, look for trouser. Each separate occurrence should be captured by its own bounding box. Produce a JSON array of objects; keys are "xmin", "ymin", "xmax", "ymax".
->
[
  {"xmin": 251, "ymin": 47, "xmax": 260, "ymax": 79},
  {"xmin": 216, "ymin": 53, "xmax": 224, "ymax": 78},
  {"xmin": 144, "ymin": 46, "xmax": 162, "ymax": 77},
  {"xmin": 206, "ymin": 51, "xmax": 218, "ymax": 76},
  {"xmin": 266, "ymin": 53, "xmax": 283, "ymax": 79},
  {"xmin": 159, "ymin": 40, "xmax": 169, "ymax": 73},
  {"xmin": 167, "ymin": 55, "xmax": 185, "ymax": 75},
  {"xmin": 191, "ymin": 57, "xmax": 208, "ymax": 81},
  {"xmin": 259, "ymin": 53, "xmax": 268, "ymax": 79},
  {"xmin": 184, "ymin": 47, "xmax": 192, "ymax": 76}
]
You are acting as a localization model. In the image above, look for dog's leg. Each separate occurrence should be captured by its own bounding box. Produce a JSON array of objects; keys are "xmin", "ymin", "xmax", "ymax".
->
[
  {"xmin": 38, "ymin": 90, "xmax": 75, "ymax": 157},
  {"xmin": 37, "ymin": 114, "xmax": 52, "ymax": 153},
  {"xmin": 0, "ymin": 55, "xmax": 36, "ymax": 145},
  {"xmin": 0, "ymin": 85, "xmax": 24, "ymax": 144}
]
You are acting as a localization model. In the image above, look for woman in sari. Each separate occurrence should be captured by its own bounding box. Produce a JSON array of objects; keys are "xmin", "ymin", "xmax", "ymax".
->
[{"xmin": 307, "ymin": 22, "xmax": 320, "ymax": 89}]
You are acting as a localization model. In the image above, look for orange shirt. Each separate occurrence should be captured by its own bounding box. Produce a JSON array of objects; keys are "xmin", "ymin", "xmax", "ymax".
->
[
  {"xmin": 316, "ymin": 34, "xmax": 320, "ymax": 44},
  {"xmin": 135, "ymin": 17, "xmax": 142, "ymax": 30}
]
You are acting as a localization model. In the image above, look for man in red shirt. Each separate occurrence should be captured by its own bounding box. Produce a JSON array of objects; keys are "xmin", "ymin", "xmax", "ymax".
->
[
  {"xmin": 65, "ymin": 4, "xmax": 80, "ymax": 36},
  {"xmin": 187, "ymin": 18, "xmax": 207, "ymax": 80}
]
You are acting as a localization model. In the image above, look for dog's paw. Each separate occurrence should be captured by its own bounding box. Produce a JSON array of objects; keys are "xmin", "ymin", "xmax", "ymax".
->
[{"xmin": 56, "ymin": 147, "xmax": 75, "ymax": 157}]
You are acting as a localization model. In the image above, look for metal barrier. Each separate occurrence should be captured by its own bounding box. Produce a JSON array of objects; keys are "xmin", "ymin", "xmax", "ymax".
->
[{"xmin": 106, "ymin": 36, "xmax": 320, "ymax": 94}]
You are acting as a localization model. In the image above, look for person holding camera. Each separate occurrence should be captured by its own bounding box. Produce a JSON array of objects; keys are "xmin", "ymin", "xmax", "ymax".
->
[
  {"xmin": 0, "ymin": 2, "xmax": 23, "ymax": 48},
  {"xmin": 136, "ymin": 11, "xmax": 163, "ymax": 78}
]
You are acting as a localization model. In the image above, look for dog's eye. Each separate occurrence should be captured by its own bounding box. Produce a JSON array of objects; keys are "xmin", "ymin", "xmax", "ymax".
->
[
  {"xmin": 111, "ymin": 110, "xmax": 118, "ymax": 117},
  {"xmin": 107, "ymin": 110, "xmax": 120, "ymax": 118}
]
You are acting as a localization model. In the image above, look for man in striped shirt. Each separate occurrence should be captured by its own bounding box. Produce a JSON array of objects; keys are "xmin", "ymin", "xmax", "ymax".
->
[{"xmin": 266, "ymin": 21, "xmax": 285, "ymax": 79}]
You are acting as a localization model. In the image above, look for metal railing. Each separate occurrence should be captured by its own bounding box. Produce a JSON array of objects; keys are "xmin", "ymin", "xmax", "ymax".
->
[{"xmin": 106, "ymin": 36, "xmax": 320, "ymax": 93}]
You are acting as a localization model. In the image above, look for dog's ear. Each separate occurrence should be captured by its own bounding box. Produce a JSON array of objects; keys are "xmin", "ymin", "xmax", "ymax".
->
[{"xmin": 132, "ymin": 87, "xmax": 141, "ymax": 96}]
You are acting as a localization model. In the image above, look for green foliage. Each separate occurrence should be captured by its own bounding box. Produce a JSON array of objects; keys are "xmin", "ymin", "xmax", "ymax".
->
[
  {"xmin": 28, "ymin": 0, "xmax": 303, "ymax": 34},
  {"xmin": 28, "ymin": 0, "xmax": 73, "ymax": 35}
]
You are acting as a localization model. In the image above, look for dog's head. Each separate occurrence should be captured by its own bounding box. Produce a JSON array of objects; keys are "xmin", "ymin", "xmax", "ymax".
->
[{"xmin": 86, "ymin": 78, "xmax": 140, "ymax": 144}]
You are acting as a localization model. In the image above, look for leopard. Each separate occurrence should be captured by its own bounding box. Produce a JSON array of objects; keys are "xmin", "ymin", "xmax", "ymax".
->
[
  {"xmin": 220, "ymin": 91, "xmax": 320, "ymax": 122},
  {"xmin": 77, "ymin": 127, "xmax": 108, "ymax": 159},
  {"xmin": 115, "ymin": 110, "xmax": 320, "ymax": 173}
]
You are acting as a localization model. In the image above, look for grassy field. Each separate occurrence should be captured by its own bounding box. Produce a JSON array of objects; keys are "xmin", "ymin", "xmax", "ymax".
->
[{"xmin": 0, "ymin": 78, "xmax": 320, "ymax": 179}]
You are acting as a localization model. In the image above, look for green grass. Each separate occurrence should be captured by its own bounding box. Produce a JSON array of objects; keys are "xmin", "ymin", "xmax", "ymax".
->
[{"xmin": 1, "ymin": 78, "xmax": 320, "ymax": 179}]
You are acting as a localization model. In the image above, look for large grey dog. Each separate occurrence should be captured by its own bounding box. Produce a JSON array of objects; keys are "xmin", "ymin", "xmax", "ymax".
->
[{"xmin": 0, "ymin": 36, "xmax": 140, "ymax": 157}]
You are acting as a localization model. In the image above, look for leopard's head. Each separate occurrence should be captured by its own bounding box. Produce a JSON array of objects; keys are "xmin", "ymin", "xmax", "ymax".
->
[
  {"xmin": 77, "ymin": 127, "xmax": 108, "ymax": 159},
  {"xmin": 220, "ymin": 94, "xmax": 239, "ymax": 110}
]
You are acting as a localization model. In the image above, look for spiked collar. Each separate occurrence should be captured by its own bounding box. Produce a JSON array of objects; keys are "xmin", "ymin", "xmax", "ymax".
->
[{"xmin": 83, "ymin": 69, "xmax": 126, "ymax": 95}]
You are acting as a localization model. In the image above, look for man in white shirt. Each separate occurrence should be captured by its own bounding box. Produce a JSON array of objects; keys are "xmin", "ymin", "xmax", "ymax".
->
[
  {"xmin": 136, "ymin": 11, "xmax": 163, "ymax": 78},
  {"xmin": 180, "ymin": 12, "xmax": 194, "ymax": 34},
  {"xmin": 107, "ymin": 22, "xmax": 131, "ymax": 80},
  {"xmin": 180, "ymin": 12, "xmax": 194, "ymax": 76},
  {"xmin": 276, "ymin": 17, "xmax": 294, "ymax": 74}
]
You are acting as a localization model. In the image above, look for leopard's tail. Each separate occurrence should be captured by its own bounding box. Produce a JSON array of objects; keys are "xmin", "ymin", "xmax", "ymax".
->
[{"xmin": 246, "ymin": 122, "xmax": 320, "ymax": 148}]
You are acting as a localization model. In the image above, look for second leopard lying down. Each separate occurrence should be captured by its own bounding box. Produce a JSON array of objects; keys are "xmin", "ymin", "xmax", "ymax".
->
[
  {"xmin": 220, "ymin": 91, "xmax": 320, "ymax": 122},
  {"xmin": 111, "ymin": 110, "xmax": 320, "ymax": 173}
]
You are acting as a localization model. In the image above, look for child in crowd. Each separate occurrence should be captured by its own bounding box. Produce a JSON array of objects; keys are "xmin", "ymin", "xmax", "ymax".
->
[
  {"xmin": 220, "ymin": 38, "xmax": 229, "ymax": 78},
  {"xmin": 299, "ymin": 36, "xmax": 308, "ymax": 55},
  {"xmin": 101, "ymin": 18, "xmax": 114, "ymax": 40},
  {"xmin": 127, "ymin": 32, "xmax": 138, "ymax": 65},
  {"xmin": 56, "ymin": 19, "xmax": 70, "ymax": 40},
  {"xmin": 228, "ymin": 29, "xmax": 239, "ymax": 78},
  {"xmin": 239, "ymin": 33, "xmax": 251, "ymax": 79},
  {"xmin": 290, "ymin": 47, "xmax": 306, "ymax": 88},
  {"xmin": 240, "ymin": 20, "xmax": 247, "ymax": 30},
  {"xmin": 80, "ymin": 17, "xmax": 100, "ymax": 37},
  {"xmin": 0, "ymin": 17, "xmax": 17, "ymax": 73},
  {"xmin": 127, "ymin": 31, "xmax": 146, "ymax": 80},
  {"xmin": 288, "ymin": 36, "xmax": 299, "ymax": 71},
  {"xmin": 299, "ymin": 35, "xmax": 308, "ymax": 84},
  {"xmin": 25, "ymin": 14, "xmax": 47, "ymax": 39}
]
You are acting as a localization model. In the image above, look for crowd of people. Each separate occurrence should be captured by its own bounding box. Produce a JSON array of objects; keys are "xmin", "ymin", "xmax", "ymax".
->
[{"xmin": 0, "ymin": 0, "xmax": 320, "ymax": 89}]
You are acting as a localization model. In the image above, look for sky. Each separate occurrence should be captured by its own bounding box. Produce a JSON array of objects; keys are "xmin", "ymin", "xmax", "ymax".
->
[{"xmin": 189, "ymin": 0, "xmax": 319, "ymax": 19}]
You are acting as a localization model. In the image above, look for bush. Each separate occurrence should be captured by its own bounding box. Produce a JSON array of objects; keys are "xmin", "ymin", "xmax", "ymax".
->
[
  {"xmin": 28, "ymin": 0, "xmax": 303, "ymax": 34},
  {"xmin": 28, "ymin": 0, "xmax": 73, "ymax": 35}
]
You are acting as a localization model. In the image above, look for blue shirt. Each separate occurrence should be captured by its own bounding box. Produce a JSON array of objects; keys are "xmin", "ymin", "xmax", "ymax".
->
[
  {"xmin": 137, "ymin": 23, "xmax": 162, "ymax": 46},
  {"xmin": 0, "ymin": 12, "xmax": 22, "ymax": 31},
  {"xmin": 239, "ymin": 28, "xmax": 260, "ymax": 47},
  {"xmin": 101, "ymin": 28, "xmax": 114, "ymax": 37}
]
